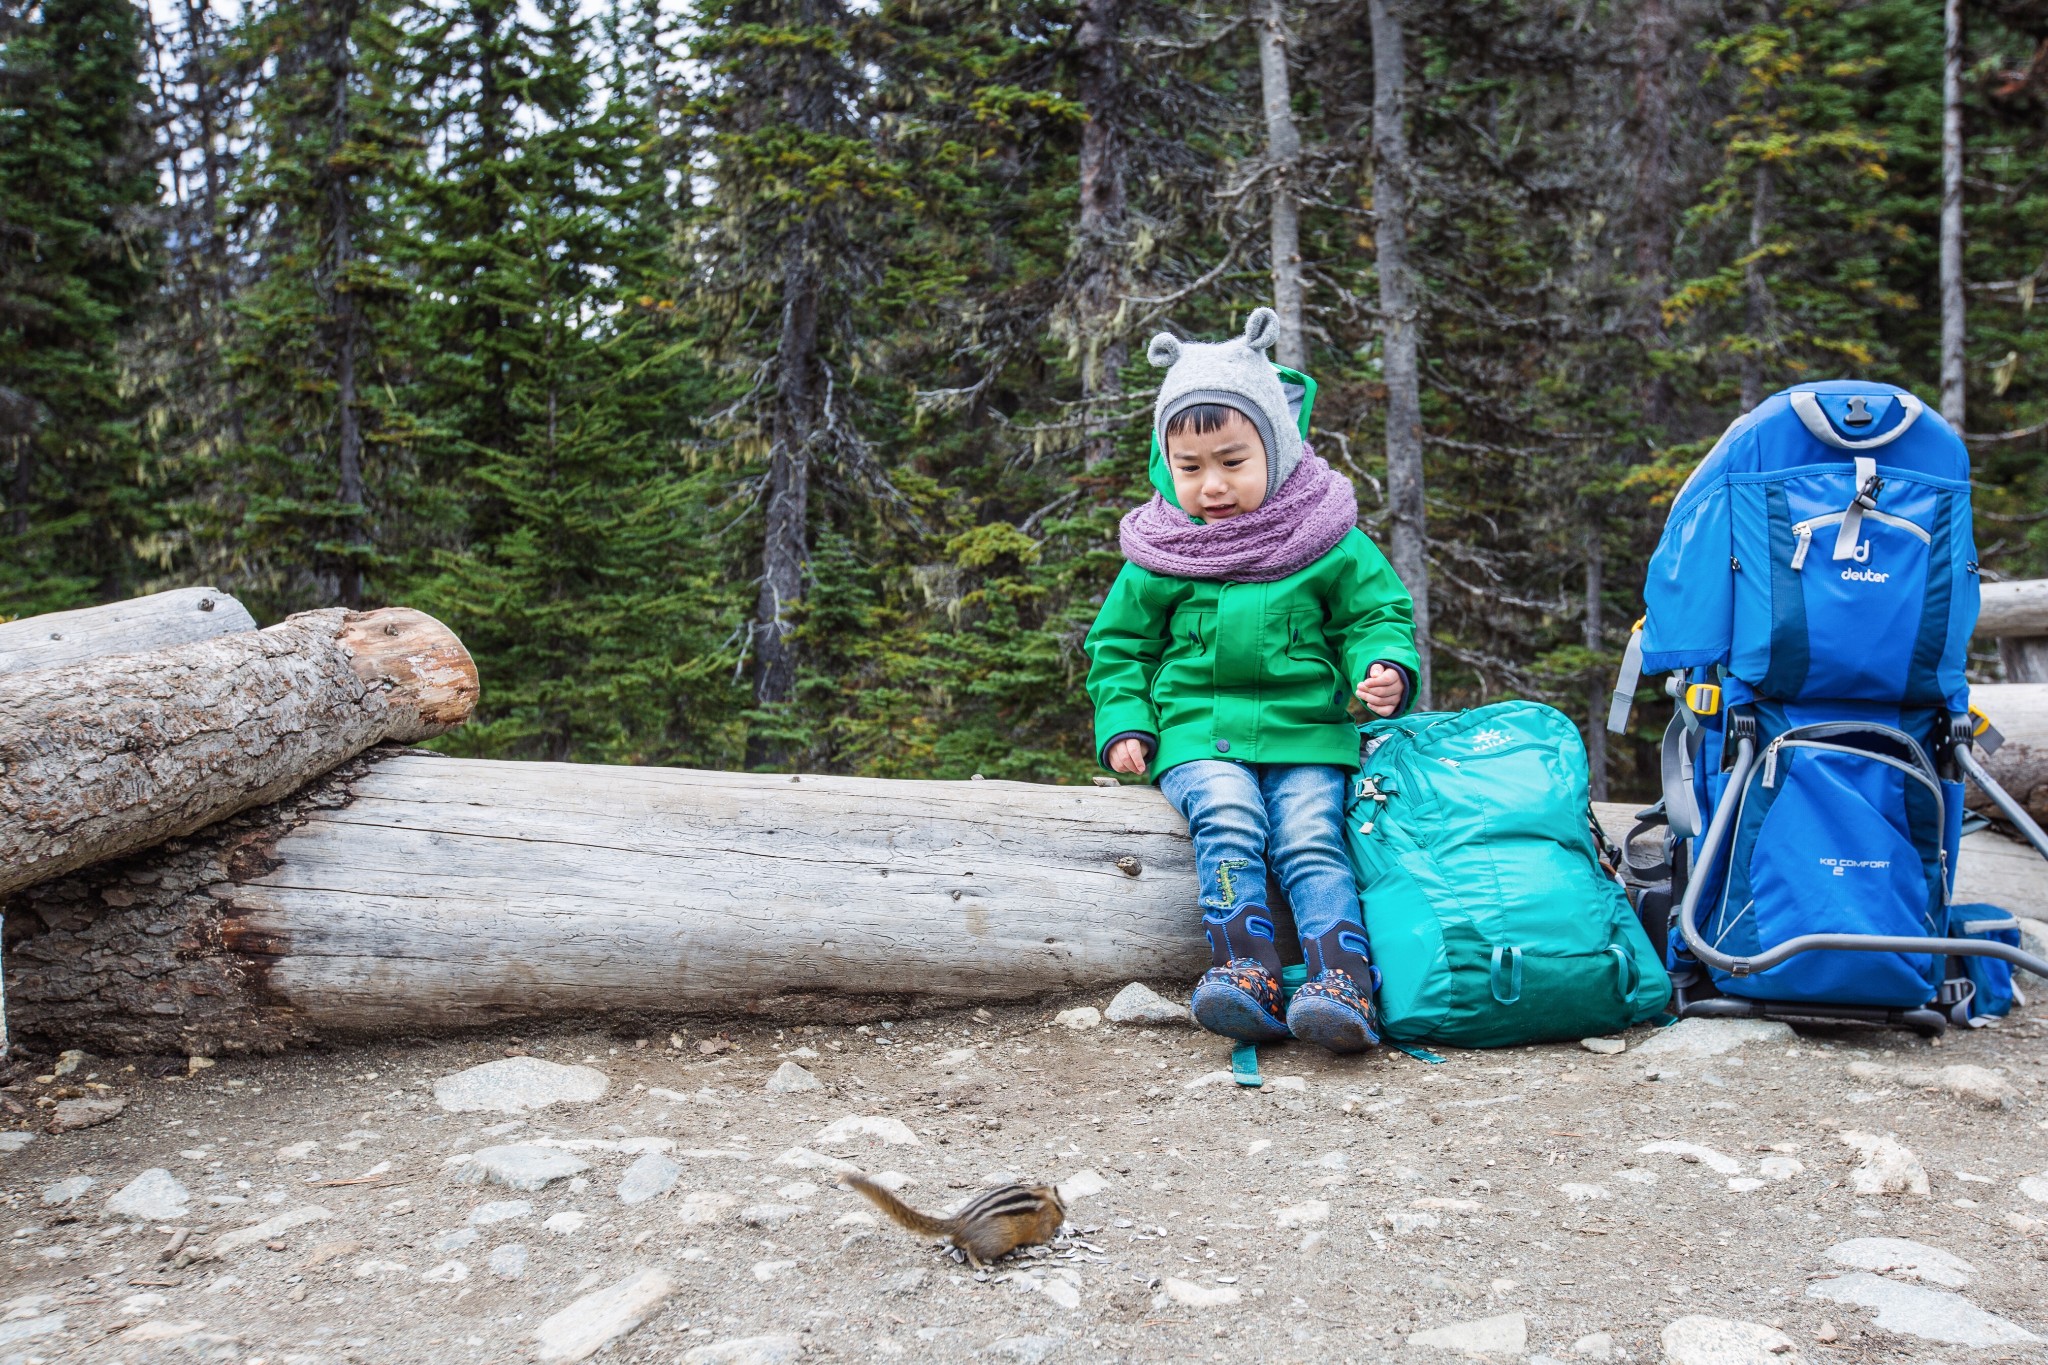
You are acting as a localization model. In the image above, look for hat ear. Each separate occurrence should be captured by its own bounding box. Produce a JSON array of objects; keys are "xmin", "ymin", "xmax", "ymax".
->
[
  {"xmin": 1146, "ymin": 332, "xmax": 1182, "ymax": 368},
  {"xmin": 1240, "ymin": 307, "xmax": 1280, "ymax": 353}
]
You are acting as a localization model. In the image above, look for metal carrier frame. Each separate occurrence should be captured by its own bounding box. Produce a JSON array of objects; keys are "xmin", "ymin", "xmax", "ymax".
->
[{"xmin": 1655, "ymin": 709, "xmax": 2048, "ymax": 1037}]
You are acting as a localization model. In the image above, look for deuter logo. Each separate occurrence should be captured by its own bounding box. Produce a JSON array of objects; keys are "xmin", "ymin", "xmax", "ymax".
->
[
  {"xmin": 1840, "ymin": 566, "xmax": 1890, "ymax": 584},
  {"xmin": 1819, "ymin": 856, "xmax": 1891, "ymax": 877}
]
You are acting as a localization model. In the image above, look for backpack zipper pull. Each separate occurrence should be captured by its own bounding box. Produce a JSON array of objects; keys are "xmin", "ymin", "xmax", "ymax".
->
[
  {"xmin": 1762, "ymin": 737, "xmax": 1784, "ymax": 788},
  {"xmin": 1790, "ymin": 524, "xmax": 1812, "ymax": 571}
]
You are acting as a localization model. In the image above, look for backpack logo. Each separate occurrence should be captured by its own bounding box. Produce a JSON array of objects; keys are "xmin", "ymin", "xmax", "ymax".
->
[
  {"xmin": 1840, "ymin": 567, "xmax": 1890, "ymax": 584},
  {"xmin": 1469, "ymin": 727, "xmax": 1511, "ymax": 752},
  {"xmin": 1819, "ymin": 857, "xmax": 1891, "ymax": 876}
]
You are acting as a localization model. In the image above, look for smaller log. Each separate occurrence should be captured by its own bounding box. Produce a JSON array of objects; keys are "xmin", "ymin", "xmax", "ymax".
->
[
  {"xmin": 0, "ymin": 607, "xmax": 476, "ymax": 897},
  {"xmin": 0, "ymin": 587, "xmax": 257, "ymax": 675},
  {"xmin": 1976, "ymin": 578, "xmax": 2048, "ymax": 684}
]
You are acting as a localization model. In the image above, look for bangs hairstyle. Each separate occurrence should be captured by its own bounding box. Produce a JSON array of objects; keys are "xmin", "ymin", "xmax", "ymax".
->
[{"xmin": 1163, "ymin": 403, "xmax": 1246, "ymax": 439}]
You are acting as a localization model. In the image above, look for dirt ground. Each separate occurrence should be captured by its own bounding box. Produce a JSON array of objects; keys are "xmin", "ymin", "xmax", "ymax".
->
[{"xmin": 1, "ymin": 991, "xmax": 2045, "ymax": 1365}]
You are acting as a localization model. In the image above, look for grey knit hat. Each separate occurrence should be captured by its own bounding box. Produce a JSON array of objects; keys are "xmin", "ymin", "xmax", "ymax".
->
[{"xmin": 1148, "ymin": 307, "xmax": 1305, "ymax": 498}]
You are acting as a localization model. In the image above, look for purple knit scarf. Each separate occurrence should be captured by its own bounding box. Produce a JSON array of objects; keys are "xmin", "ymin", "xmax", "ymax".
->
[{"xmin": 1119, "ymin": 451, "xmax": 1359, "ymax": 583}]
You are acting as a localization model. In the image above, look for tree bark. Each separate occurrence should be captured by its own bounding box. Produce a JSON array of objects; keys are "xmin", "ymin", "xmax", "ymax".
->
[
  {"xmin": 0, "ymin": 607, "xmax": 476, "ymax": 898},
  {"xmin": 1368, "ymin": 0, "xmax": 1430, "ymax": 705},
  {"xmin": 7, "ymin": 751, "xmax": 2040, "ymax": 1057},
  {"xmin": 1256, "ymin": 0, "xmax": 1304, "ymax": 369},
  {"xmin": 323, "ymin": 0, "xmax": 368, "ymax": 608},
  {"xmin": 1939, "ymin": 0, "xmax": 1966, "ymax": 429},
  {"xmin": 1074, "ymin": 0, "xmax": 1127, "ymax": 470},
  {"xmin": 1628, "ymin": 0, "xmax": 1676, "ymax": 433},
  {"xmin": 0, "ymin": 587, "xmax": 257, "ymax": 675},
  {"xmin": 1739, "ymin": 160, "xmax": 1773, "ymax": 413},
  {"xmin": 1584, "ymin": 538, "xmax": 1608, "ymax": 801}
]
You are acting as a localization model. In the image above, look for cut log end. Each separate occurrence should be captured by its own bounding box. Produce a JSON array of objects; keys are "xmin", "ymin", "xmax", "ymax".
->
[{"xmin": 335, "ymin": 607, "xmax": 479, "ymax": 737}]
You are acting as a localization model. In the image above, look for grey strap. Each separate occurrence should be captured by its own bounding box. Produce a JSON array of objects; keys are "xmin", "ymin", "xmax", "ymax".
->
[
  {"xmin": 1660, "ymin": 712, "xmax": 1703, "ymax": 842},
  {"xmin": 1832, "ymin": 455, "xmax": 1880, "ymax": 562},
  {"xmin": 1789, "ymin": 390, "xmax": 1923, "ymax": 450},
  {"xmin": 1607, "ymin": 627, "xmax": 1645, "ymax": 734}
]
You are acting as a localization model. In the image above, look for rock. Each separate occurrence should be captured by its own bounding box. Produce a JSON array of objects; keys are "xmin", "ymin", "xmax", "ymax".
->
[
  {"xmin": 882, "ymin": 1268, "xmax": 928, "ymax": 1294},
  {"xmin": 778, "ymin": 1179, "xmax": 825, "ymax": 1199},
  {"xmin": 2004, "ymin": 1211, "xmax": 2047, "ymax": 1235},
  {"xmin": 274, "ymin": 1140, "xmax": 318, "ymax": 1161},
  {"xmin": 47, "ymin": 1096, "xmax": 126, "ymax": 1133},
  {"xmin": 814, "ymin": 1115, "xmax": 919, "ymax": 1147},
  {"xmin": 682, "ymin": 1334, "xmax": 804, "ymax": 1365},
  {"xmin": 1758, "ymin": 1156, "xmax": 1804, "ymax": 1181},
  {"xmin": 1182, "ymin": 1071, "xmax": 1240, "ymax": 1090},
  {"xmin": 1825, "ymin": 1237, "xmax": 1975, "ymax": 1288},
  {"xmin": 766, "ymin": 1062, "xmax": 822, "ymax": 1094},
  {"xmin": 982, "ymin": 1335, "xmax": 1062, "ymax": 1364},
  {"xmin": 51, "ymin": 1050, "xmax": 87, "ymax": 1077},
  {"xmin": 422, "ymin": 1260, "xmax": 471, "ymax": 1283},
  {"xmin": 1268, "ymin": 1075, "xmax": 1307, "ymax": 1092},
  {"xmin": 676, "ymin": 1191, "xmax": 739, "ymax": 1226},
  {"xmin": 1573, "ymin": 1331, "xmax": 1616, "ymax": 1360},
  {"xmin": 738, "ymin": 1202, "xmax": 809, "ymax": 1228},
  {"xmin": 105, "ymin": 1169, "xmax": 191, "ymax": 1222},
  {"xmin": 774, "ymin": 1146, "xmax": 860, "ymax": 1175},
  {"xmin": 2016, "ymin": 917, "xmax": 2048, "ymax": 975},
  {"xmin": 0, "ymin": 1312, "xmax": 65, "ymax": 1348},
  {"xmin": 1411, "ymin": 1197, "xmax": 1482, "ymax": 1214},
  {"xmin": 1807, "ymin": 1273, "xmax": 2040, "ymax": 1346},
  {"xmin": 1385, "ymin": 1211, "xmax": 1440, "ymax": 1235},
  {"xmin": 1845, "ymin": 1061, "xmax": 2018, "ymax": 1109},
  {"xmin": 1637, "ymin": 1141, "xmax": 1742, "ymax": 1176},
  {"xmin": 1057, "ymin": 1169, "xmax": 1109, "ymax": 1202},
  {"xmin": 210, "ymin": 1206, "xmax": 330, "ymax": 1256},
  {"xmin": 1408, "ymin": 1311, "xmax": 1528, "ymax": 1354},
  {"xmin": 532, "ymin": 1267, "xmax": 676, "ymax": 1362},
  {"xmin": 455, "ymin": 1145, "xmax": 590, "ymax": 1193},
  {"xmin": 1581, "ymin": 1037, "xmax": 1626, "ymax": 1055},
  {"xmin": 1559, "ymin": 1183, "xmax": 1609, "ymax": 1202},
  {"xmin": 0, "ymin": 1131, "xmax": 36, "ymax": 1154},
  {"xmin": 1053, "ymin": 1007, "xmax": 1101, "ymax": 1030},
  {"xmin": 1632, "ymin": 1018, "xmax": 1793, "ymax": 1058},
  {"xmin": 1163, "ymin": 1276, "xmax": 1241, "ymax": 1308},
  {"xmin": 2019, "ymin": 1174, "xmax": 2048, "ymax": 1204},
  {"xmin": 544, "ymin": 1211, "xmax": 589, "ymax": 1235},
  {"xmin": 434, "ymin": 1057, "xmax": 610, "ymax": 1115},
  {"xmin": 41, "ymin": 1176, "xmax": 96, "ymax": 1206},
  {"xmin": 470, "ymin": 1199, "xmax": 533, "ymax": 1225},
  {"xmin": 752, "ymin": 1260, "xmax": 797, "ymax": 1281},
  {"xmin": 617, "ymin": 1153, "xmax": 682, "ymax": 1205},
  {"xmin": 1726, "ymin": 1178, "xmax": 1766, "ymax": 1193},
  {"xmin": 1105, "ymin": 982, "xmax": 1188, "ymax": 1025},
  {"xmin": 489, "ymin": 1243, "xmax": 529, "ymax": 1279},
  {"xmin": 433, "ymin": 1228, "xmax": 480, "ymax": 1253},
  {"xmin": 1660, "ymin": 1314, "xmax": 1805, "ymax": 1365},
  {"xmin": 1272, "ymin": 1200, "xmax": 1329, "ymax": 1229},
  {"xmin": 1839, "ymin": 1131, "xmax": 1929, "ymax": 1196}
]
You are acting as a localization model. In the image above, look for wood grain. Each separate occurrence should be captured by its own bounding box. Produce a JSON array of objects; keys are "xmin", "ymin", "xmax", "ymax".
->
[{"xmin": 0, "ymin": 587, "xmax": 257, "ymax": 675}]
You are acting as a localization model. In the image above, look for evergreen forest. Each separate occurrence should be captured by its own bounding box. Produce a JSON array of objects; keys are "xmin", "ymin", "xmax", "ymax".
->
[{"xmin": 3, "ymin": 0, "xmax": 2045, "ymax": 797}]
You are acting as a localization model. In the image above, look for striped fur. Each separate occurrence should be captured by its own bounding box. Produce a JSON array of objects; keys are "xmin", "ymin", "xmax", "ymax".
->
[{"xmin": 845, "ymin": 1174, "xmax": 1066, "ymax": 1267}]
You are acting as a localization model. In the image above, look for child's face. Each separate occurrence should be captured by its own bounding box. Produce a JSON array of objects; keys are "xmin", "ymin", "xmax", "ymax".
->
[{"xmin": 1166, "ymin": 408, "xmax": 1267, "ymax": 520}]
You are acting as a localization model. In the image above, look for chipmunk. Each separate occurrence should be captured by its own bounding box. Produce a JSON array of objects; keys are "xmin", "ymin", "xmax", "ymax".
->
[{"xmin": 844, "ymin": 1172, "xmax": 1066, "ymax": 1269}]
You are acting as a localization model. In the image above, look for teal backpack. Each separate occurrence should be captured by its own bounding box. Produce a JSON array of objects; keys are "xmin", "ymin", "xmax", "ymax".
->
[{"xmin": 1346, "ymin": 702, "xmax": 1670, "ymax": 1047}]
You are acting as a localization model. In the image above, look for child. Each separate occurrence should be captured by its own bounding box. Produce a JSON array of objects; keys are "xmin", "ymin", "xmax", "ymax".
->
[{"xmin": 1084, "ymin": 308, "xmax": 1418, "ymax": 1052}]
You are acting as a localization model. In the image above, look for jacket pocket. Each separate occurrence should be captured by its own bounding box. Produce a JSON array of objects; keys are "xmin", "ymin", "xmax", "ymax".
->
[{"xmin": 1282, "ymin": 612, "xmax": 1348, "ymax": 713}]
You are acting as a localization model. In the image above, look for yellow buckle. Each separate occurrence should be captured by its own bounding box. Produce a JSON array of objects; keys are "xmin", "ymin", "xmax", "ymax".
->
[
  {"xmin": 1685, "ymin": 683, "xmax": 1722, "ymax": 716},
  {"xmin": 1968, "ymin": 705, "xmax": 1993, "ymax": 737}
]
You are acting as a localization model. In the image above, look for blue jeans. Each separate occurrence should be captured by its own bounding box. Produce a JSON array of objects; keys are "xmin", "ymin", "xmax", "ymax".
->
[{"xmin": 1157, "ymin": 761, "xmax": 1360, "ymax": 942}]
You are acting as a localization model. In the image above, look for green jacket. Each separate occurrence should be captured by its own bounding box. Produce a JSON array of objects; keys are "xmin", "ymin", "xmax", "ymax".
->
[{"xmin": 1084, "ymin": 528, "xmax": 1420, "ymax": 781}]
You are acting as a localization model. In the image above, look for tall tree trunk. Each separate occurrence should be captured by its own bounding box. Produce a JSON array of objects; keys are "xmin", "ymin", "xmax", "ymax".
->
[
  {"xmin": 1739, "ymin": 161, "xmax": 1773, "ymax": 413},
  {"xmin": 1368, "ymin": 0, "xmax": 1430, "ymax": 706},
  {"xmin": 1583, "ymin": 534, "xmax": 1608, "ymax": 802},
  {"xmin": 1940, "ymin": 0, "xmax": 1966, "ymax": 428},
  {"xmin": 1074, "ymin": 0, "xmax": 1127, "ymax": 470},
  {"xmin": 325, "ymin": 0, "xmax": 366, "ymax": 608},
  {"xmin": 1256, "ymin": 0, "xmax": 1304, "ymax": 369},
  {"xmin": 747, "ymin": 228, "xmax": 822, "ymax": 753},
  {"xmin": 1629, "ymin": 0, "xmax": 1676, "ymax": 434}
]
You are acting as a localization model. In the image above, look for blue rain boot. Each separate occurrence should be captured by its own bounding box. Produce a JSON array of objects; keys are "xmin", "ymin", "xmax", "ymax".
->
[
  {"xmin": 1189, "ymin": 905, "xmax": 1292, "ymax": 1043},
  {"xmin": 1286, "ymin": 922, "xmax": 1382, "ymax": 1054}
]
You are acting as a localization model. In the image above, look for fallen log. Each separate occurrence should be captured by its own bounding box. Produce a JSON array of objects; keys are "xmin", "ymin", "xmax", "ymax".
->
[
  {"xmin": 4, "ymin": 750, "xmax": 2041, "ymax": 1057},
  {"xmin": 1968, "ymin": 683, "xmax": 2047, "ymax": 824},
  {"xmin": 1976, "ymin": 579, "xmax": 2048, "ymax": 684},
  {"xmin": 0, "ymin": 586, "xmax": 256, "ymax": 675},
  {"xmin": 0, "ymin": 608, "xmax": 477, "ymax": 898}
]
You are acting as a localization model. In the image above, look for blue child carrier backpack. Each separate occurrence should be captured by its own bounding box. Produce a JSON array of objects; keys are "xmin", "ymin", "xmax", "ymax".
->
[{"xmin": 1610, "ymin": 381, "xmax": 2048, "ymax": 1034}]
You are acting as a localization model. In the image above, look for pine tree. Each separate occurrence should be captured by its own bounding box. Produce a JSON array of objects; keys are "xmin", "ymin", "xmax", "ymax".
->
[{"xmin": 0, "ymin": 0, "xmax": 162, "ymax": 614}]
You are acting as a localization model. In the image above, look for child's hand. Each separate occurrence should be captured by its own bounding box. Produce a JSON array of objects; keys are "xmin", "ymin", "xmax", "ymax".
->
[
  {"xmin": 1355, "ymin": 663, "xmax": 1405, "ymax": 717},
  {"xmin": 1106, "ymin": 738, "xmax": 1150, "ymax": 774}
]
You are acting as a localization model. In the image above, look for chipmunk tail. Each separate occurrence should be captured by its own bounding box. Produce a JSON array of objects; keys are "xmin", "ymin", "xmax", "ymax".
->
[{"xmin": 844, "ymin": 1173, "xmax": 953, "ymax": 1239}]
